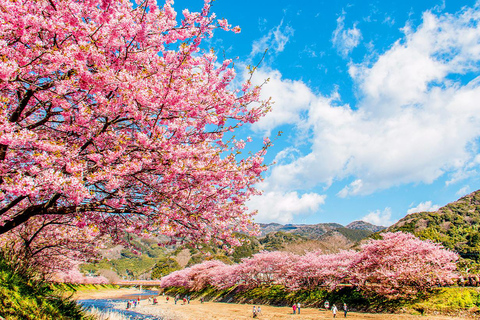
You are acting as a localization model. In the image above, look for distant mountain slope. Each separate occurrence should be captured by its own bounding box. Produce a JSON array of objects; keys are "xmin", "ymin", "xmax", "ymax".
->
[
  {"xmin": 346, "ymin": 220, "xmax": 385, "ymax": 233},
  {"xmin": 258, "ymin": 221, "xmax": 385, "ymax": 250},
  {"xmin": 386, "ymin": 190, "xmax": 480, "ymax": 268}
]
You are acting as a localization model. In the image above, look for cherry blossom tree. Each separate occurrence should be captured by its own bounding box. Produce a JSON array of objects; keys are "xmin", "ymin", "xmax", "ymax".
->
[
  {"xmin": 350, "ymin": 232, "xmax": 459, "ymax": 299},
  {"xmin": 209, "ymin": 263, "xmax": 240, "ymax": 289},
  {"xmin": 0, "ymin": 0, "xmax": 270, "ymax": 251},
  {"xmin": 182, "ymin": 260, "xmax": 228, "ymax": 290},
  {"xmin": 159, "ymin": 267, "xmax": 190, "ymax": 288},
  {"xmin": 284, "ymin": 250, "xmax": 358, "ymax": 291},
  {"xmin": 233, "ymin": 251, "xmax": 295, "ymax": 288},
  {"xmin": 160, "ymin": 232, "xmax": 459, "ymax": 300},
  {"xmin": 0, "ymin": 215, "xmax": 103, "ymax": 274}
]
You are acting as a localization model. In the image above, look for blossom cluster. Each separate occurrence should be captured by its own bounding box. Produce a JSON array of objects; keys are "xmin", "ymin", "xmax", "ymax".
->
[
  {"xmin": 160, "ymin": 232, "xmax": 459, "ymax": 299},
  {"xmin": 0, "ymin": 0, "xmax": 270, "ymax": 252}
]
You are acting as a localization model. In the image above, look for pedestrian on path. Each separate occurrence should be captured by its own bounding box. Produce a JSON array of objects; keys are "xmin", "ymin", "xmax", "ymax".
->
[
  {"xmin": 297, "ymin": 302, "xmax": 301, "ymax": 314},
  {"xmin": 292, "ymin": 303, "xmax": 297, "ymax": 314},
  {"xmin": 332, "ymin": 304, "xmax": 338, "ymax": 318},
  {"xmin": 343, "ymin": 303, "xmax": 348, "ymax": 317}
]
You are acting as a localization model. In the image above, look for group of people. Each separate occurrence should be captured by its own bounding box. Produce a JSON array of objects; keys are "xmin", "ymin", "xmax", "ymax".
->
[
  {"xmin": 126, "ymin": 297, "xmax": 141, "ymax": 309},
  {"xmin": 146, "ymin": 296, "xmax": 158, "ymax": 305},
  {"xmin": 252, "ymin": 305, "xmax": 262, "ymax": 318},
  {"xmin": 173, "ymin": 294, "xmax": 190, "ymax": 305},
  {"xmin": 324, "ymin": 300, "xmax": 348, "ymax": 318},
  {"xmin": 292, "ymin": 302, "xmax": 301, "ymax": 314},
  {"xmin": 127, "ymin": 296, "xmax": 162, "ymax": 309}
]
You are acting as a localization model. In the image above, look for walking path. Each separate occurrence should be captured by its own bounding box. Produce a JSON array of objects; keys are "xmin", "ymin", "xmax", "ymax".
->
[{"xmin": 74, "ymin": 289, "xmax": 475, "ymax": 320}]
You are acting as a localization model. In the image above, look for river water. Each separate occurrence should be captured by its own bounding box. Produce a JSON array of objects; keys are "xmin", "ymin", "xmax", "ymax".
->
[{"xmin": 78, "ymin": 290, "xmax": 164, "ymax": 320}]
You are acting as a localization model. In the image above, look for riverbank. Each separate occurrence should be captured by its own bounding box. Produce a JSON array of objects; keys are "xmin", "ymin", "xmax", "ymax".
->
[
  {"xmin": 72, "ymin": 287, "xmax": 146, "ymax": 300},
  {"xmin": 77, "ymin": 291, "xmax": 477, "ymax": 320}
]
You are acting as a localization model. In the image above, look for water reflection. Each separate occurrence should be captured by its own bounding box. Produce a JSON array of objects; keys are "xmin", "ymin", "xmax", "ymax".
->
[{"xmin": 78, "ymin": 290, "xmax": 163, "ymax": 320}]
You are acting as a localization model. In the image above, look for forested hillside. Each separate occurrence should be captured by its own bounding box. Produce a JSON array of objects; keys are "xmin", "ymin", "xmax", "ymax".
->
[{"xmin": 386, "ymin": 190, "xmax": 480, "ymax": 270}]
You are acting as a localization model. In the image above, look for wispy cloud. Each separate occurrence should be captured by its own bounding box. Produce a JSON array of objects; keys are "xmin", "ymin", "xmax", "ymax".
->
[
  {"xmin": 337, "ymin": 180, "xmax": 363, "ymax": 198},
  {"xmin": 456, "ymin": 185, "xmax": 471, "ymax": 196},
  {"xmin": 407, "ymin": 201, "xmax": 440, "ymax": 214},
  {"xmin": 332, "ymin": 12, "xmax": 362, "ymax": 57},
  {"xmin": 251, "ymin": 19, "xmax": 294, "ymax": 57}
]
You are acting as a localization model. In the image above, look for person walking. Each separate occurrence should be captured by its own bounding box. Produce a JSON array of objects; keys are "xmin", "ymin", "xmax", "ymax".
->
[
  {"xmin": 324, "ymin": 300, "xmax": 330, "ymax": 310},
  {"xmin": 332, "ymin": 304, "xmax": 338, "ymax": 318},
  {"xmin": 297, "ymin": 302, "xmax": 301, "ymax": 314},
  {"xmin": 253, "ymin": 305, "xmax": 257, "ymax": 318},
  {"xmin": 343, "ymin": 303, "xmax": 348, "ymax": 317},
  {"xmin": 292, "ymin": 303, "xmax": 297, "ymax": 314},
  {"xmin": 257, "ymin": 306, "xmax": 262, "ymax": 316}
]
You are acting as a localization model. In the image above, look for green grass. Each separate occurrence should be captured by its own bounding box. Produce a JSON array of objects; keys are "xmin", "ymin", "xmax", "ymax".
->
[
  {"xmin": 407, "ymin": 287, "xmax": 480, "ymax": 315},
  {"xmin": 0, "ymin": 255, "xmax": 92, "ymax": 320}
]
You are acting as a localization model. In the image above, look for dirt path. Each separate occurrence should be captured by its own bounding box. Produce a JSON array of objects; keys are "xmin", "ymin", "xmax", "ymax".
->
[{"xmin": 105, "ymin": 294, "xmax": 476, "ymax": 320}]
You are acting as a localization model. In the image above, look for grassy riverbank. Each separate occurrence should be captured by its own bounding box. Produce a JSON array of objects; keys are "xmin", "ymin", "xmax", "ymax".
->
[{"xmin": 0, "ymin": 255, "xmax": 91, "ymax": 320}]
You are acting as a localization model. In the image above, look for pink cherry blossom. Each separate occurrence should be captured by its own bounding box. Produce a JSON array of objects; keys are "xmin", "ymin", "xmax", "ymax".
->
[
  {"xmin": 160, "ymin": 232, "xmax": 459, "ymax": 299},
  {"xmin": 0, "ymin": 0, "xmax": 271, "ymax": 258}
]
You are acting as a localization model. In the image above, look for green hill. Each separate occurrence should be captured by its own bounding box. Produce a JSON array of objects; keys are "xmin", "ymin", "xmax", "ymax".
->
[
  {"xmin": 385, "ymin": 190, "xmax": 480, "ymax": 271},
  {"xmin": 80, "ymin": 236, "xmax": 168, "ymax": 280}
]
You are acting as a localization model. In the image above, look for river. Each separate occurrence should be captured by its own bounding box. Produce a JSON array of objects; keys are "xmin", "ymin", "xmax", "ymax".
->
[{"xmin": 78, "ymin": 290, "xmax": 164, "ymax": 320}]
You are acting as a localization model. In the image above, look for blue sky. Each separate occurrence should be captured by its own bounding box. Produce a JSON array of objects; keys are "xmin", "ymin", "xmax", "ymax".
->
[{"xmin": 174, "ymin": 0, "xmax": 480, "ymax": 227}]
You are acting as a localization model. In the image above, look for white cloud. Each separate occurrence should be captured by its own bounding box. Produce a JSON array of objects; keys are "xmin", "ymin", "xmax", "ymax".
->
[
  {"xmin": 407, "ymin": 201, "xmax": 441, "ymax": 214},
  {"xmin": 361, "ymin": 208, "xmax": 395, "ymax": 227},
  {"xmin": 248, "ymin": 190, "xmax": 326, "ymax": 224},
  {"xmin": 248, "ymin": 68, "xmax": 315, "ymax": 135},
  {"xmin": 337, "ymin": 179, "xmax": 363, "ymax": 198},
  {"xmin": 251, "ymin": 20, "xmax": 294, "ymax": 57},
  {"xmin": 332, "ymin": 13, "xmax": 362, "ymax": 57},
  {"xmin": 253, "ymin": 5, "xmax": 480, "ymax": 197},
  {"xmin": 456, "ymin": 185, "xmax": 471, "ymax": 196}
]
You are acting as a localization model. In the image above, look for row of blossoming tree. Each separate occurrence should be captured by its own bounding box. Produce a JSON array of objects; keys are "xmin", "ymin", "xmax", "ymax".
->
[
  {"xmin": 160, "ymin": 232, "xmax": 459, "ymax": 299},
  {"xmin": 0, "ymin": 0, "xmax": 270, "ymax": 277}
]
